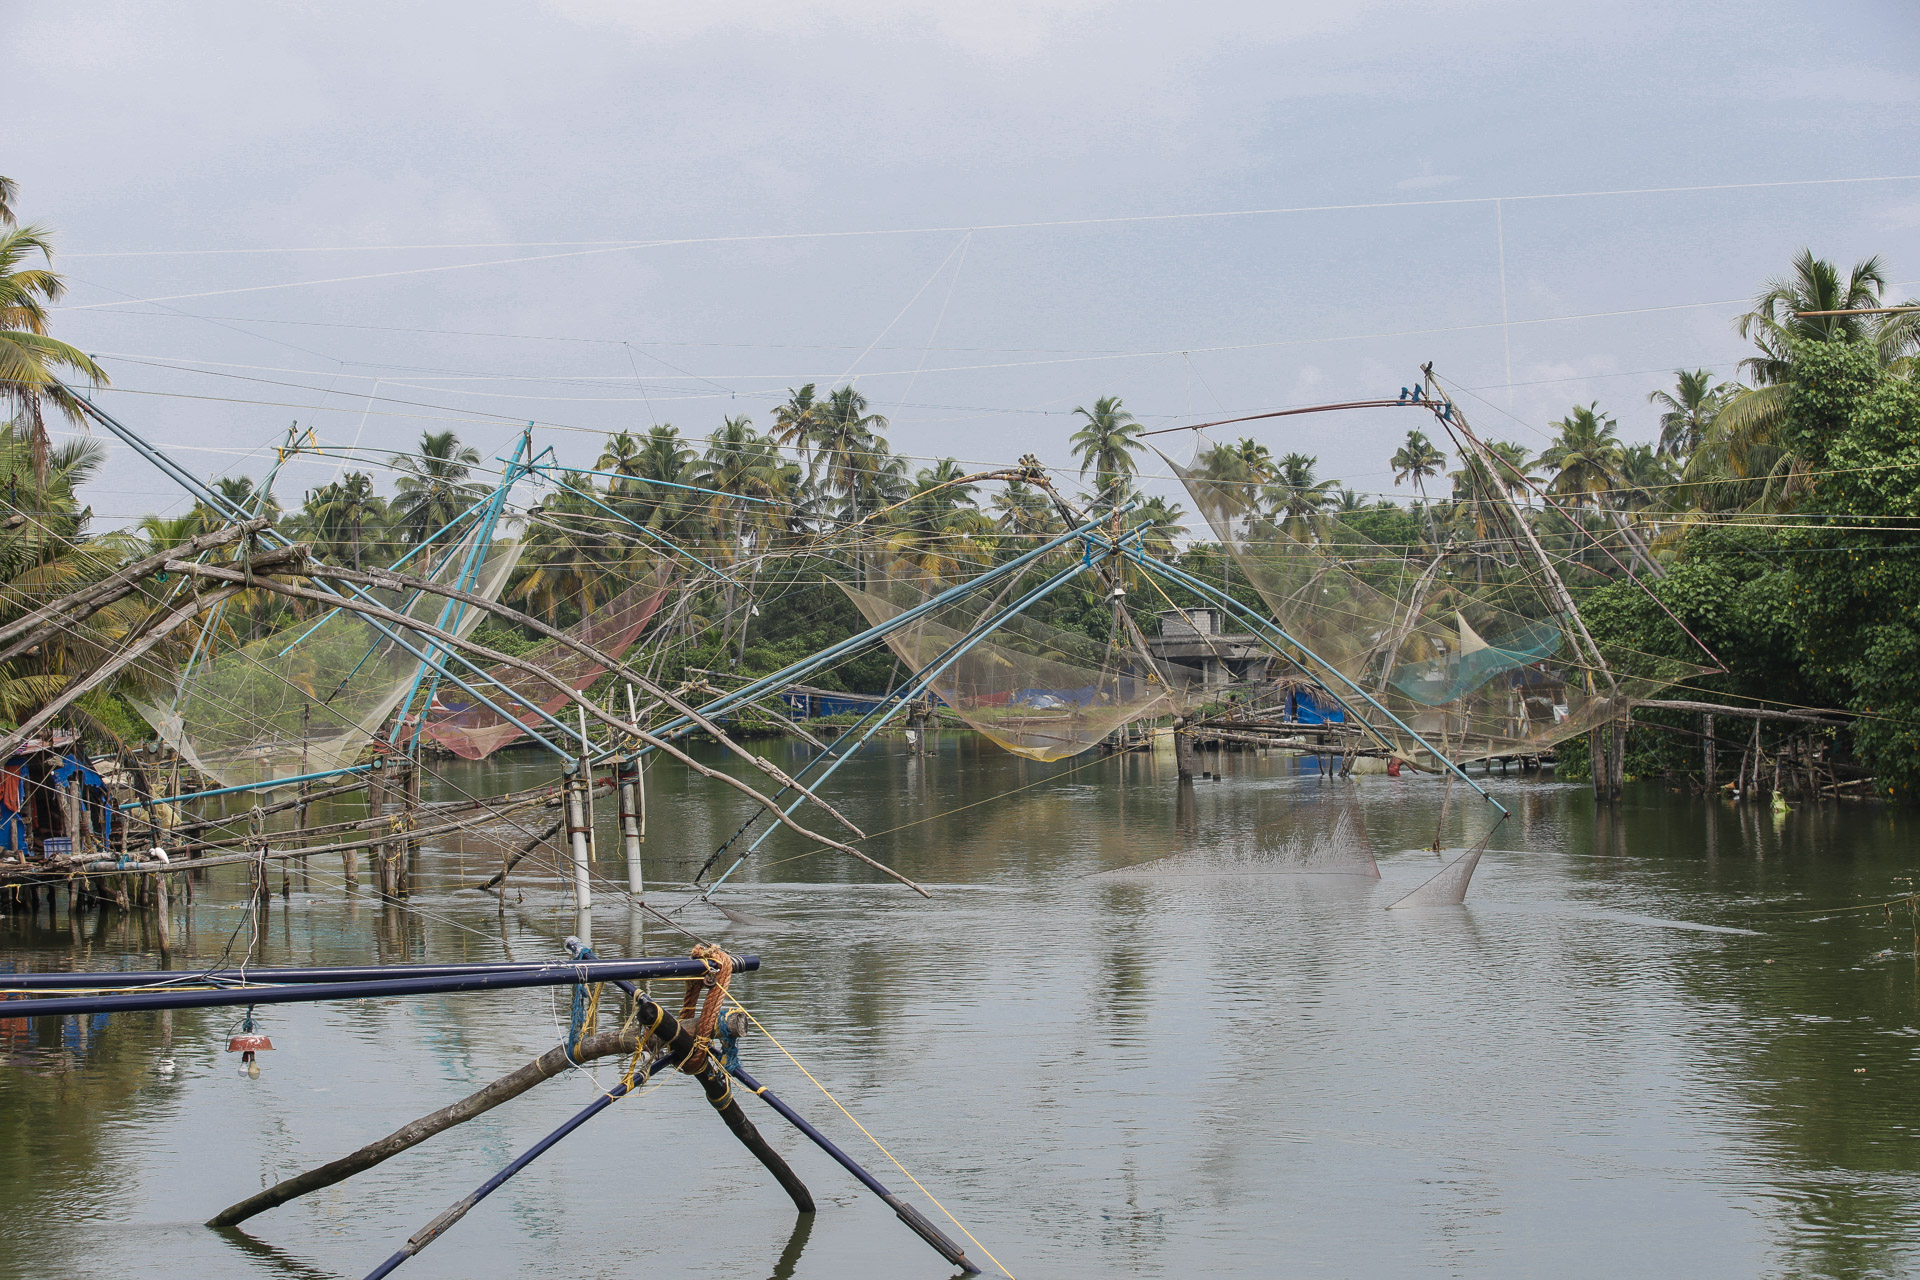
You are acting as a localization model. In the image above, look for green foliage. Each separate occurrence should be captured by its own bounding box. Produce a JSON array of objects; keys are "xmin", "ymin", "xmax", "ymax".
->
[{"xmin": 1777, "ymin": 340, "xmax": 1920, "ymax": 795}]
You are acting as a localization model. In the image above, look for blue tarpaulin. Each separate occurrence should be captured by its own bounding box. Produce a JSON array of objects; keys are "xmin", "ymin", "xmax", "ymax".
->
[{"xmin": 1288, "ymin": 687, "xmax": 1346, "ymax": 725}]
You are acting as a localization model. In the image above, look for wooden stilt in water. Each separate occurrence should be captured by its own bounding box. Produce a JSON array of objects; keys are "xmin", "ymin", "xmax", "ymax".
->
[
  {"xmin": 368, "ymin": 768, "xmax": 392, "ymax": 898},
  {"xmin": 155, "ymin": 873, "xmax": 171, "ymax": 956},
  {"xmin": 1609, "ymin": 712, "xmax": 1629, "ymax": 801},
  {"xmin": 1703, "ymin": 713, "xmax": 1716, "ymax": 792},
  {"xmin": 1174, "ymin": 717, "xmax": 1197, "ymax": 781},
  {"xmin": 402, "ymin": 759, "xmax": 421, "ymax": 898}
]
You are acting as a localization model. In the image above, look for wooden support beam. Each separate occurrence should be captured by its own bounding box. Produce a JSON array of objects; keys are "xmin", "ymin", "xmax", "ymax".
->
[{"xmin": 1633, "ymin": 698, "xmax": 1848, "ymax": 727}]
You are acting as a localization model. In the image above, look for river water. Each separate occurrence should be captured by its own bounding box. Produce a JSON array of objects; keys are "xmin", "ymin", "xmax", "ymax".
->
[{"xmin": 4, "ymin": 735, "xmax": 1919, "ymax": 1279}]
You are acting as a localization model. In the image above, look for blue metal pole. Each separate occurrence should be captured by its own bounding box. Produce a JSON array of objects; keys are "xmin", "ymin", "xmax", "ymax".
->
[
  {"xmin": 728, "ymin": 1062, "xmax": 980, "ymax": 1273},
  {"xmin": 7, "ymin": 958, "xmax": 671, "ymax": 989},
  {"xmin": 394, "ymin": 434, "xmax": 531, "ymax": 749},
  {"xmin": 361, "ymin": 1057, "xmax": 676, "ymax": 1280},
  {"xmin": 0, "ymin": 957, "xmax": 757, "ymax": 1020},
  {"xmin": 123, "ymin": 764, "xmax": 375, "ymax": 811}
]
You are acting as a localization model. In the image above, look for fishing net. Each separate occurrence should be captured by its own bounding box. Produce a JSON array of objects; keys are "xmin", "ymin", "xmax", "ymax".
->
[
  {"xmin": 841, "ymin": 564, "xmax": 1199, "ymax": 762},
  {"xmin": 1386, "ymin": 846, "xmax": 1483, "ymax": 908},
  {"xmin": 1252, "ymin": 786, "xmax": 1379, "ymax": 876},
  {"xmin": 420, "ymin": 576, "xmax": 670, "ymax": 760},
  {"xmin": 1169, "ymin": 440, "xmax": 1704, "ymax": 765},
  {"xmin": 132, "ymin": 521, "xmax": 524, "ymax": 790}
]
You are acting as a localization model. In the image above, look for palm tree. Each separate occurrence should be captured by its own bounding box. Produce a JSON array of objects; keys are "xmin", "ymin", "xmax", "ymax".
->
[
  {"xmin": 1196, "ymin": 436, "xmax": 1275, "ymax": 492},
  {"xmin": 1688, "ymin": 252, "xmax": 1920, "ymax": 513},
  {"xmin": 1264, "ymin": 452, "xmax": 1337, "ymax": 523},
  {"xmin": 597, "ymin": 431, "xmax": 645, "ymax": 490},
  {"xmin": 1539, "ymin": 403, "xmax": 1660, "ymax": 576},
  {"xmin": 990, "ymin": 475, "xmax": 1061, "ymax": 557},
  {"xmin": 1390, "ymin": 428, "xmax": 1447, "ymax": 545},
  {"xmin": 0, "ymin": 422, "xmax": 154, "ymax": 734},
  {"xmin": 513, "ymin": 474, "xmax": 616, "ymax": 623},
  {"xmin": 770, "ymin": 384, "xmax": 821, "ymax": 468},
  {"xmin": 391, "ymin": 430, "xmax": 485, "ymax": 546},
  {"xmin": 1330, "ymin": 486, "xmax": 1368, "ymax": 514},
  {"xmin": 700, "ymin": 416, "xmax": 800, "ymax": 655},
  {"xmin": 0, "ymin": 176, "xmax": 16, "ymax": 227},
  {"xmin": 305, "ymin": 471, "xmax": 384, "ymax": 569},
  {"xmin": 1482, "ymin": 440, "xmax": 1540, "ymax": 499},
  {"xmin": 810, "ymin": 386, "xmax": 889, "ymax": 521},
  {"xmin": 0, "ymin": 223, "xmax": 110, "ymax": 487},
  {"xmin": 887, "ymin": 460, "xmax": 993, "ymax": 584},
  {"xmin": 1068, "ymin": 396, "xmax": 1144, "ymax": 507},
  {"xmin": 1648, "ymin": 369, "xmax": 1734, "ymax": 459},
  {"xmin": 1737, "ymin": 251, "xmax": 1918, "ymax": 385}
]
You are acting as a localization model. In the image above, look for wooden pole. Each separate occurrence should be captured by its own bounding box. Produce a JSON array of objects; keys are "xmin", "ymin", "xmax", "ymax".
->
[
  {"xmin": 155, "ymin": 872, "xmax": 170, "ymax": 956},
  {"xmin": 1174, "ymin": 717, "xmax": 1197, "ymax": 781},
  {"xmin": 1610, "ymin": 712, "xmax": 1629, "ymax": 801},
  {"xmin": 1703, "ymin": 713, "xmax": 1716, "ymax": 792},
  {"xmin": 209, "ymin": 1026, "xmax": 649, "ymax": 1227},
  {"xmin": 402, "ymin": 758, "xmax": 421, "ymax": 898},
  {"xmin": 368, "ymin": 768, "xmax": 390, "ymax": 896}
]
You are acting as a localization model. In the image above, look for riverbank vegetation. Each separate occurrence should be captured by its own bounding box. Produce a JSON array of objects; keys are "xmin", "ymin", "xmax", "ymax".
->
[{"xmin": 1, "ymin": 177, "xmax": 1915, "ymax": 795}]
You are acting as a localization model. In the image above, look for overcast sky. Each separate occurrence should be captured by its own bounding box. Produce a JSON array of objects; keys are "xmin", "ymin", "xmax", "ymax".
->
[{"xmin": 7, "ymin": 0, "xmax": 1918, "ymax": 527}]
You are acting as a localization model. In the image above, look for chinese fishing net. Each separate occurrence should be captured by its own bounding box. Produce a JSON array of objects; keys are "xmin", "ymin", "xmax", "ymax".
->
[
  {"xmin": 1168, "ymin": 437, "xmax": 1705, "ymax": 765},
  {"xmin": 132, "ymin": 520, "xmax": 524, "ymax": 790},
  {"xmin": 840, "ymin": 560, "xmax": 1200, "ymax": 762},
  {"xmin": 420, "ymin": 575, "xmax": 670, "ymax": 760}
]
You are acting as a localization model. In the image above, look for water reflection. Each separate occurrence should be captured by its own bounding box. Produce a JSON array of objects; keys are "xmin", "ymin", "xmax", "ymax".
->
[{"xmin": 2, "ymin": 738, "xmax": 1918, "ymax": 1277}]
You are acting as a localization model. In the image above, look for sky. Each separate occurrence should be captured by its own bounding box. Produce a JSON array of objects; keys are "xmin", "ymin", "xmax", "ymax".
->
[{"xmin": 6, "ymin": 0, "xmax": 1918, "ymax": 528}]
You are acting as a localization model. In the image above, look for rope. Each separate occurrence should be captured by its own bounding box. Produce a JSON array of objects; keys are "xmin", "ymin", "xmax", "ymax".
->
[
  {"xmin": 564, "ymin": 943, "xmax": 604, "ymax": 1064},
  {"xmin": 676, "ymin": 945, "xmax": 733, "ymax": 1075}
]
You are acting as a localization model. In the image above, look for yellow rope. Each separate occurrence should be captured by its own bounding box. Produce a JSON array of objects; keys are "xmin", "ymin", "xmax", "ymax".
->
[{"xmin": 727, "ymin": 997, "xmax": 1017, "ymax": 1280}]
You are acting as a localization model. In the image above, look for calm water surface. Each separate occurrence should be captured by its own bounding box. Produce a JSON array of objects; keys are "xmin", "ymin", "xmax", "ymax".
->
[{"xmin": 4, "ymin": 736, "xmax": 1919, "ymax": 1279}]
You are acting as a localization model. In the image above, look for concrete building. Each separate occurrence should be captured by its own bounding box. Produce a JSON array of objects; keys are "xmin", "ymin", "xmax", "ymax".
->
[{"xmin": 1146, "ymin": 608, "xmax": 1272, "ymax": 688}]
